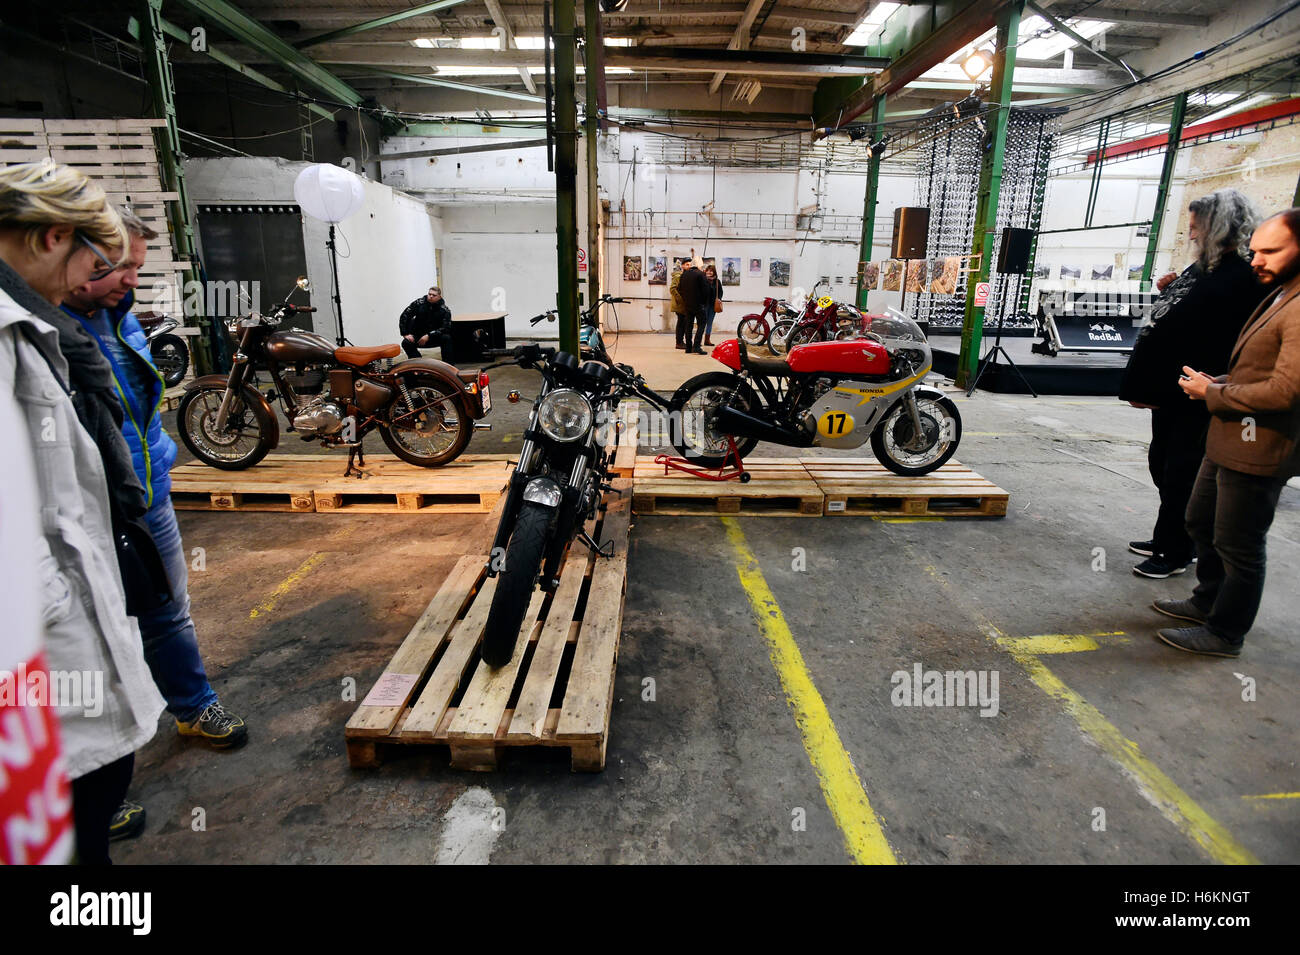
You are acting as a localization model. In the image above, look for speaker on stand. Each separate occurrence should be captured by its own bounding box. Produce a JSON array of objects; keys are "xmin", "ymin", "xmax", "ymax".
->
[
  {"xmin": 966, "ymin": 227, "xmax": 1039, "ymax": 398},
  {"xmin": 892, "ymin": 207, "xmax": 929, "ymax": 315}
]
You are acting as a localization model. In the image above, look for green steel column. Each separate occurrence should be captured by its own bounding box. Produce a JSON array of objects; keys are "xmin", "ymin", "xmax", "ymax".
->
[
  {"xmin": 1140, "ymin": 92, "xmax": 1187, "ymax": 289},
  {"xmin": 856, "ymin": 95, "xmax": 887, "ymax": 310},
  {"xmin": 554, "ymin": 1, "xmax": 580, "ymax": 354},
  {"xmin": 957, "ymin": 1, "xmax": 1022, "ymax": 389},
  {"xmin": 583, "ymin": 0, "xmax": 601, "ymax": 311},
  {"xmin": 140, "ymin": 0, "xmax": 211, "ymax": 373}
]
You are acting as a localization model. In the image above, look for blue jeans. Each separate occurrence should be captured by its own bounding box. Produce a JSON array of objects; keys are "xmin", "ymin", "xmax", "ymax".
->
[
  {"xmin": 704, "ymin": 308, "xmax": 717, "ymax": 338},
  {"xmin": 138, "ymin": 496, "xmax": 218, "ymax": 721}
]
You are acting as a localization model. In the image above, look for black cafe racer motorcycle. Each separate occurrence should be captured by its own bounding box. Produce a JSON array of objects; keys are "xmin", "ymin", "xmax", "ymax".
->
[{"xmin": 177, "ymin": 277, "xmax": 489, "ymax": 472}]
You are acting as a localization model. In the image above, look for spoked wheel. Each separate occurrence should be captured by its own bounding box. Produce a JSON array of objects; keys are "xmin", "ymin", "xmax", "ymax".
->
[
  {"xmin": 150, "ymin": 333, "xmax": 189, "ymax": 387},
  {"xmin": 381, "ymin": 374, "xmax": 473, "ymax": 466},
  {"xmin": 870, "ymin": 394, "xmax": 962, "ymax": 476},
  {"xmin": 177, "ymin": 384, "xmax": 275, "ymax": 470},
  {"xmin": 669, "ymin": 371, "xmax": 760, "ymax": 467},
  {"xmin": 767, "ymin": 319, "xmax": 797, "ymax": 356},
  {"xmin": 736, "ymin": 316, "xmax": 770, "ymax": 346},
  {"xmin": 786, "ymin": 324, "xmax": 822, "ymax": 350}
]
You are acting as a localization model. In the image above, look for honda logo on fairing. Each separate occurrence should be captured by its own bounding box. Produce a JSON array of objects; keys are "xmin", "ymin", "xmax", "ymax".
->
[{"xmin": 860, "ymin": 349, "xmax": 876, "ymax": 361}]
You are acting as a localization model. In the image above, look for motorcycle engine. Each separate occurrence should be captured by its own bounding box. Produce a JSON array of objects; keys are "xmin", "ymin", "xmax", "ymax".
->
[
  {"xmin": 796, "ymin": 378, "xmax": 835, "ymax": 434},
  {"xmin": 292, "ymin": 396, "xmax": 346, "ymax": 435}
]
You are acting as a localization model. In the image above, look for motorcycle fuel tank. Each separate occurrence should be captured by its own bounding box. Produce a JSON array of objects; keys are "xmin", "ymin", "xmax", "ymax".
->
[
  {"xmin": 264, "ymin": 329, "xmax": 338, "ymax": 364},
  {"xmin": 786, "ymin": 339, "xmax": 890, "ymax": 376},
  {"xmin": 710, "ymin": 338, "xmax": 743, "ymax": 371}
]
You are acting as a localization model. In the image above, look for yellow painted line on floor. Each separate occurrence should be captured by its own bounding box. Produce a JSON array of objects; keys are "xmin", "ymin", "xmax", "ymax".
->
[
  {"xmin": 995, "ymin": 628, "xmax": 1258, "ymax": 865},
  {"xmin": 1242, "ymin": 792, "xmax": 1300, "ymax": 801},
  {"xmin": 721, "ymin": 517, "xmax": 897, "ymax": 865},
  {"xmin": 910, "ymin": 561, "xmax": 1258, "ymax": 865},
  {"xmin": 876, "ymin": 516, "xmax": 948, "ymax": 523},
  {"xmin": 249, "ymin": 552, "xmax": 326, "ymax": 619},
  {"xmin": 999, "ymin": 632, "xmax": 1129, "ymax": 655}
]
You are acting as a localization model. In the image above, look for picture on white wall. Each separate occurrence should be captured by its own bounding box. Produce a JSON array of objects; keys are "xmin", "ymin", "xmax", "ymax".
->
[
  {"xmin": 769, "ymin": 258, "xmax": 790, "ymax": 287},
  {"xmin": 1127, "ymin": 263, "xmax": 1144, "ymax": 281},
  {"xmin": 882, "ymin": 259, "xmax": 903, "ymax": 291},
  {"xmin": 749, "ymin": 257, "xmax": 762, "ymax": 275},
  {"xmin": 721, "ymin": 257, "xmax": 741, "ymax": 286},
  {"xmin": 623, "ymin": 256, "xmax": 643, "ymax": 281},
  {"xmin": 648, "ymin": 256, "xmax": 667, "ymax": 285},
  {"xmin": 904, "ymin": 259, "xmax": 928, "ymax": 293},
  {"xmin": 1060, "ymin": 265, "xmax": 1082, "ymax": 279},
  {"xmin": 1033, "ymin": 263, "xmax": 1051, "ymax": 280},
  {"xmin": 860, "ymin": 261, "xmax": 880, "ymax": 290},
  {"xmin": 672, "ymin": 256, "xmax": 690, "ymax": 275},
  {"xmin": 1091, "ymin": 264, "xmax": 1114, "ymax": 281},
  {"xmin": 929, "ymin": 257, "xmax": 959, "ymax": 295}
]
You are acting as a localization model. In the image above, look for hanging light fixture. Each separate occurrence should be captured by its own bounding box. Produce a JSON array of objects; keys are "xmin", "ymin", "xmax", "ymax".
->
[{"xmin": 961, "ymin": 48, "xmax": 993, "ymax": 80}]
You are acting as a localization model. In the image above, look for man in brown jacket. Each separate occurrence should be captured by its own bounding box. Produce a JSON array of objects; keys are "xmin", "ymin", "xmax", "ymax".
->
[{"xmin": 1154, "ymin": 209, "xmax": 1300, "ymax": 656}]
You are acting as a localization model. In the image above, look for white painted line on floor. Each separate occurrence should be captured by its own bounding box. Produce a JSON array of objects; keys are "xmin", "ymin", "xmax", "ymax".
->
[{"xmin": 435, "ymin": 787, "xmax": 502, "ymax": 865}]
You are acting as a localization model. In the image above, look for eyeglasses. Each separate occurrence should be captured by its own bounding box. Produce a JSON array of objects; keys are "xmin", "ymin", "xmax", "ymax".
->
[{"xmin": 76, "ymin": 232, "xmax": 119, "ymax": 281}]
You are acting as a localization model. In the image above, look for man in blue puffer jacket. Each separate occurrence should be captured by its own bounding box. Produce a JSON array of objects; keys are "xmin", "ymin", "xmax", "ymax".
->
[{"xmin": 63, "ymin": 212, "xmax": 247, "ymax": 839}]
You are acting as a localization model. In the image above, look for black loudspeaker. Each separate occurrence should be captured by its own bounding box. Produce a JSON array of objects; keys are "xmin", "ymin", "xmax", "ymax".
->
[
  {"xmin": 996, "ymin": 227, "xmax": 1035, "ymax": 275},
  {"xmin": 891, "ymin": 207, "xmax": 929, "ymax": 259}
]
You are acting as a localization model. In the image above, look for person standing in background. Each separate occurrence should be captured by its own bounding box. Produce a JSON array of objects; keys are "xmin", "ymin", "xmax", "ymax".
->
[
  {"xmin": 703, "ymin": 263, "xmax": 723, "ymax": 348},
  {"xmin": 1119, "ymin": 189, "xmax": 1266, "ymax": 579},
  {"xmin": 679, "ymin": 258, "xmax": 712, "ymax": 354},
  {"xmin": 671, "ymin": 263, "xmax": 688, "ymax": 350}
]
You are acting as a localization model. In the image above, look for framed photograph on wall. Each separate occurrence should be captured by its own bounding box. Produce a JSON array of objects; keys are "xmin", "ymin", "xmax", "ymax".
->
[
  {"xmin": 749, "ymin": 257, "xmax": 762, "ymax": 275},
  {"xmin": 648, "ymin": 255, "xmax": 667, "ymax": 285},
  {"xmin": 769, "ymin": 258, "xmax": 790, "ymax": 287},
  {"xmin": 623, "ymin": 256, "xmax": 643, "ymax": 281},
  {"xmin": 1091, "ymin": 264, "xmax": 1114, "ymax": 281},
  {"xmin": 672, "ymin": 256, "xmax": 690, "ymax": 275},
  {"xmin": 882, "ymin": 259, "xmax": 903, "ymax": 291},
  {"xmin": 721, "ymin": 257, "xmax": 741, "ymax": 286},
  {"xmin": 1060, "ymin": 264, "xmax": 1081, "ymax": 279},
  {"xmin": 861, "ymin": 261, "xmax": 880, "ymax": 290}
]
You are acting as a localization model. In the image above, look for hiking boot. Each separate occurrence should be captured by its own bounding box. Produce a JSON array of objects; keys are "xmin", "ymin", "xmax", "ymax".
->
[
  {"xmin": 1156, "ymin": 626, "xmax": 1242, "ymax": 658},
  {"xmin": 177, "ymin": 701, "xmax": 248, "ymax": 749},
  {"xmin": 1133, "ymin": 556, "xmax": 1192, "ymax": 578},
  {"xmin": 1128, "ymin": 539, "xmax": 1155, "ymax": 557},
  {"xmin": 109, "ymin": 801, "xmax": 146, "ymax": 842},
  {"xmin": 1153, "ymin": 597, "xmax": 1209, "ymax": 624}
]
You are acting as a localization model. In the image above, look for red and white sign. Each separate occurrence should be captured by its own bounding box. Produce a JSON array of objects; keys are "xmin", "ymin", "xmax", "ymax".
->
[
  {"xmin": 577, "ymin": 248, "xmax": 587, "ymax": 273},
  {"xmin": 974, "ymin": 282, "xmax": 990, "ymax": 307}
]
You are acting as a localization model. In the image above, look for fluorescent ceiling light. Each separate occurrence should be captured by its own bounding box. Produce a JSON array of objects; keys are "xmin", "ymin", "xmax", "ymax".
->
[
  {"xmin": 845, "ymin": 2, "xmax": 901, "ymax": 45},
  {"xmin": 1198, "ymin": 93, "xmax": 1273, "ymax": 125}
]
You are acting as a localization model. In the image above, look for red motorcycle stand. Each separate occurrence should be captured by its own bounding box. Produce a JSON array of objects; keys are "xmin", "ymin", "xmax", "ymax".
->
[{"xmin": 653, "ymin": 436, "xmax": 751, "ymax": 483}]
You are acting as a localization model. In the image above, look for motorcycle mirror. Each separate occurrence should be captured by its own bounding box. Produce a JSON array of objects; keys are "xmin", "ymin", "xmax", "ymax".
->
[
  {"xmin": 296, "ymin": 276, "xmax": 311, "ymax": 291},
  {"xmin": 507, "ymin": 390, "xmax": 522, "ymax": 403}
]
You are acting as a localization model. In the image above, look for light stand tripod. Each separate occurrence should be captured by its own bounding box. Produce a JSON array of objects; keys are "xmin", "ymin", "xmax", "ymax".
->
[
  {"xmin": 966, "ymin": 274, "xmax": 1038, "ymax": 397},
  {"xmin": 327, "ymin": 224, "xmax": 350, "ymax": 346}
]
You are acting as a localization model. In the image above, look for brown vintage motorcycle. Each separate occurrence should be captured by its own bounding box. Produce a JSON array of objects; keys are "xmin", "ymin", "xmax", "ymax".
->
[{"xmin": 177, "ymin": 278, "xmax": 490, "ymax": 472}]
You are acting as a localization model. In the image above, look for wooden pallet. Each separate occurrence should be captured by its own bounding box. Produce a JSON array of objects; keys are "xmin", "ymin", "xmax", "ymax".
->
[
  {"xmin": 169, "ymin": 453, "xmax": 514, "ymax": 514},
  {"xmin": 631, "ymin": 456, "xmax": 824, "ymax": 517},
  {"xmin": 344, "ymin": 480, "xmax": 631, "ymax": 772},
  {"xmin": 801, "ymin": 457, "xmax": 1009, "ymax": 517},
  {"xmin": 609, "ymin": 400, "xmax": 640, "ymax": 478}
]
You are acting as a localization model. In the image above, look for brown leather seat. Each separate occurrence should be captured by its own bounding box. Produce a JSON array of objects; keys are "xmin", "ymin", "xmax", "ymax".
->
[{"xmin": 334, "ymin": 344, "xmax": 401, "ymax": 366}]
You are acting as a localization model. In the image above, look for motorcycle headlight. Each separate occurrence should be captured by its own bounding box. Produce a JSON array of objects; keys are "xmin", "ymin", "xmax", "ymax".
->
[{"xmin": 537, "ymin": 389, "xmax": 593, "ymax": 443}]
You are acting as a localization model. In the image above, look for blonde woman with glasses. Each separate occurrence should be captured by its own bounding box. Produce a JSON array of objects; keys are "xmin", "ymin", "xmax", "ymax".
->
[{"xmin": 0, "ymin": 159, "xmax": 165, "ymax": 864}]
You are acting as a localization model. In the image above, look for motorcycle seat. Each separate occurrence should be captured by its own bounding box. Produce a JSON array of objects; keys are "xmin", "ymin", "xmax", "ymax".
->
[
  {"xmin": 742, "ymin": 351, "xmax": 791, "ymax": 376},
  {"xmin": 335, "ymin": 344, "xmax": 402, "ymax": 366}
]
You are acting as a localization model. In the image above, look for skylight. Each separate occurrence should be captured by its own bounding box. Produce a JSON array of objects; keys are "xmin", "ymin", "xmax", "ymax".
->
[{"xmin": 844, "ymin": 2, "xmax": 902, "ymax": 46}]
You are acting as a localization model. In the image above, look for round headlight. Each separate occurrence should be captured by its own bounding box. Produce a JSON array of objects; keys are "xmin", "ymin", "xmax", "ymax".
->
[{"xmin": 537, "ymin": 389, "xmax": 593, "ymax": 442}]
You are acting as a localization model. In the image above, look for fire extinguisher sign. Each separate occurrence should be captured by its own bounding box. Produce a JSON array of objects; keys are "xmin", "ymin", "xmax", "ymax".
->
[{"xmin": 974, "ymin": 282, "xmax": 990, "ymax": 307}]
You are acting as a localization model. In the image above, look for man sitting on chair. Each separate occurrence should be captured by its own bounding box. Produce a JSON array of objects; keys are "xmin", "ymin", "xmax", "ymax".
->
[{"xmin": 399, "ymin": 285, "xmax": 452, "ymax": 358}]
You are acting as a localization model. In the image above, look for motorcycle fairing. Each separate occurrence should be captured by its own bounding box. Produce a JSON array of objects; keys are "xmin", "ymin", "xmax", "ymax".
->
[{"xmin": 805, "ymin": 363, "xmax": 933, "ymax": 449}]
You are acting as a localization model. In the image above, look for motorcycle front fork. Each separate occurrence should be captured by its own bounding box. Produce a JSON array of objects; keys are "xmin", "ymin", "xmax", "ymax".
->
[{"xmin": 900, "ymin": 391, "xmax": 929, "ymax": 450}]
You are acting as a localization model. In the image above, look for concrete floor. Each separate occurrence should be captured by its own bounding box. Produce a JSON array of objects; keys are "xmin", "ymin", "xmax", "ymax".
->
[{"xmin": 121, "ymin": 333, "xmax": 1299, "ymax": 864}]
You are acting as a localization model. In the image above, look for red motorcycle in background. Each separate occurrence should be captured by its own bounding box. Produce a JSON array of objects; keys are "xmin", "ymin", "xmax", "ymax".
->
[
  {"xmin": 736, "ymin": 296, "xmax": 804, "ymax": 347},
  {"xmin": 768, "ymin": 295, "xmax": 867, "ymax": 355}
]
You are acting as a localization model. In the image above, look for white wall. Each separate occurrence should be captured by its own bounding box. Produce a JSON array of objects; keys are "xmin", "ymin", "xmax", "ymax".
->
[{"xmin": 183, "ymin": 156, "xmax": 440, "ymax": 347}]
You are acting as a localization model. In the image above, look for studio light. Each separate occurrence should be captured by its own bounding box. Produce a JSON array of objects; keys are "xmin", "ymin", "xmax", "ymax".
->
[{"xmin": 961, "ymin": 48, "xmax": 993, "ymax": 80}]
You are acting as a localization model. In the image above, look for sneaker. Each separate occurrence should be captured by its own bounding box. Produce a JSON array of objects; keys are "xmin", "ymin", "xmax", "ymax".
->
[
  {"xmin": 109, "ymin": 801, "xmax": 146, "ymax": 841},
  {"xmin": 1156, "ymin": 625, "xmax": 1241, "ymax": 658},
  {"xmin": 1128, "ymin": 540, "xmax": 1155, "ymax": 557},
  {"xmin": 177, "ymin": 701, "xmax": 248, "ymax": 749},
  {"xmin": 1153, "ymin": 597, "xmax": 1209, "ymax": 624},
  {"xmin": 1133, "ymin": 556, "xmax": 1192, "ymax": 579}
]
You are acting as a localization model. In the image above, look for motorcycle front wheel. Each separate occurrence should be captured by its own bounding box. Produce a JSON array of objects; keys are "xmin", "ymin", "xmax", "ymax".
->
[
  {"xmin": 150, "ymin": 333, "xmax": 189, "ymax": 387},
  {"xmin": 481, "ymin": 501, "xmax": 554, "ymax": 667},
  {"xmin": 669, "ymin": 372, "xmax": 761, "ymax": 467},
  {"xmin": 870, "ymin": 394, "xmax": 962, "ymax": 476},
  {"xmin": 177, "ymin": 384, "xmax": 275, "ymax": 470},
  {"xmin": 767, "ymin": 319, "xmax": 797, "ymax": 356},
  {"xmin": 736, "ymin": 316, "xmax": 769, "ymax": 346},
  {"xmin": 381, "ymin": 373, "xmax": 473, "ymax": 466}
]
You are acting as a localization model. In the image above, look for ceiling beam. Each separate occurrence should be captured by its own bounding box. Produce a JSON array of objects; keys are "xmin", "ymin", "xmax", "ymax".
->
[
  {"xmin": 295, "ymin": 0, "xmax": 472, "ymax": 48},
  {"xmin": 1026, "ymin": 1, "xmax": 1143, "ymax": 79},
  {"xmin": 251, "ymin": 3, "xmax": 864, "ymax": 28},
  {"xmin": 483, "ymin": 0, "xmax": 538, "ymax": 93},
  {"xmin": 172, "ymin": 0, "xmax": 364, "ymax": 105},
  {"xmin": 708, "ymin": 0, "xmax": 767, "ymax": 95},
  {"xmin": 1072, "ymin": 6, "xmax": 1211, "ymax": 28},
  {"xmin": 1102, "ymin": 34, "xmax": 1159, "ymax": 51},
  {"xmin": 336, "ymin": 65, "xmax": 545, "ymax": 103}
]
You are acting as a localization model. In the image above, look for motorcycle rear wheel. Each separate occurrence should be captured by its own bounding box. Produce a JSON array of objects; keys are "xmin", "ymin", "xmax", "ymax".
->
[
  {"xmin": 767, "ymin": 319, "xmax": 797, "ymax": 356},
  {"xmin": 481, "ymin": 501, "xmax": 553, "ymax": 667},
  {"xmin": 380, "ymin": 373, "xmax": 473, "ymax": 466},
  {"xmin": 870, "ymin": 394, "xmax": 962, "ymax": 476},
  {"xmin": 668, "ymin": 372, "xmax": 761, "ymax": 467},
  {"xmin": 150, "ymin": 333, "xmax": 189, "ymax": 387},
  {"xmin": 177, "ymin": 384, "xmax": 275, "ymax": 470}
]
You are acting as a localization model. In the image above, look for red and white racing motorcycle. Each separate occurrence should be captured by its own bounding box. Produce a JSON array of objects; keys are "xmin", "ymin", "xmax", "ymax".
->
[{"xmin": 669, "ymin": 310, "xmax": 961, "ymax": 475}]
